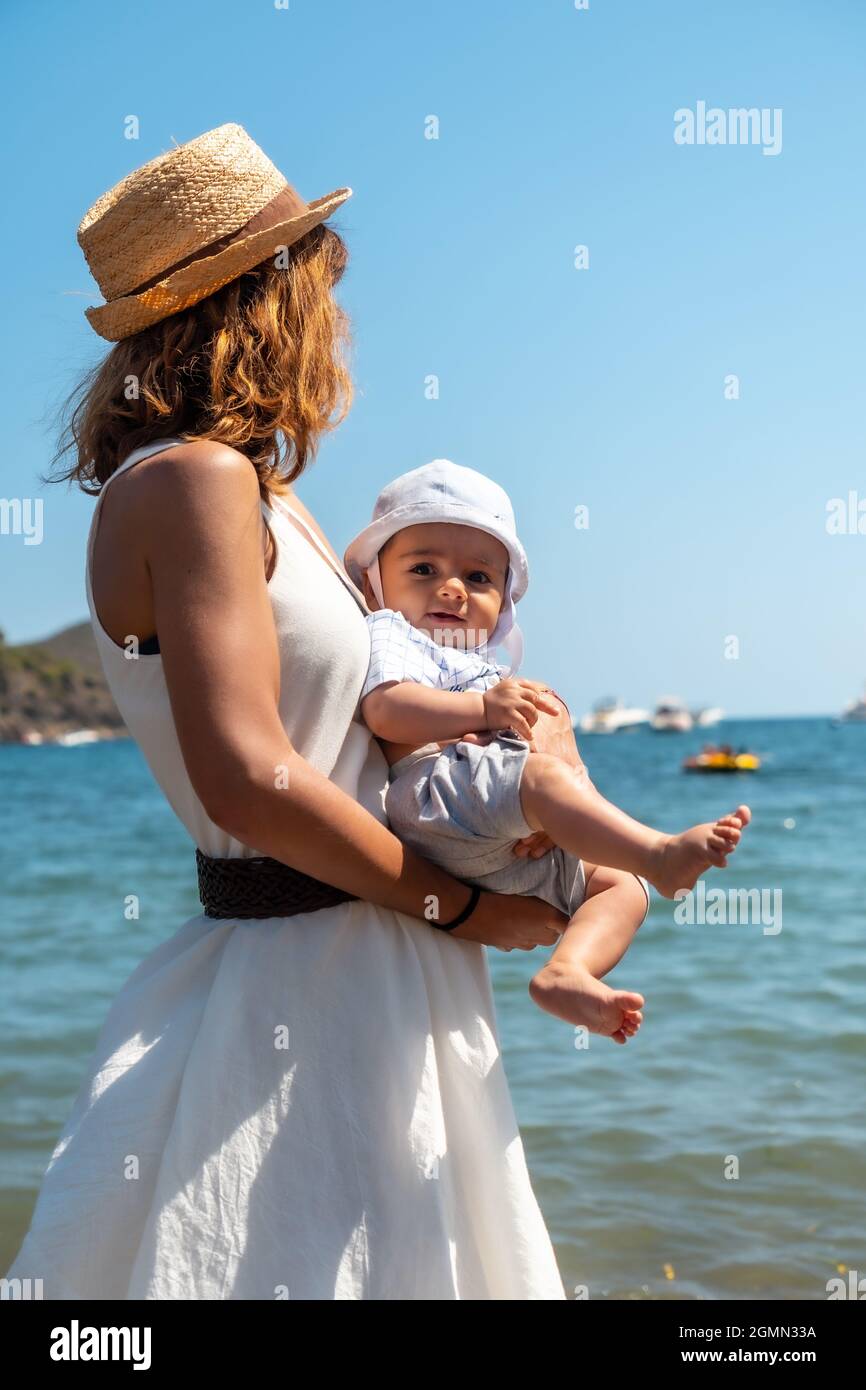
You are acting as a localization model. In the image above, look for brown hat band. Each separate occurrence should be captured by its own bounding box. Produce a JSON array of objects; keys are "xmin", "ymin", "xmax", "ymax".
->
[{"xmin": 131, "ymin": 182, "xmax": 308, "ymax": 296}]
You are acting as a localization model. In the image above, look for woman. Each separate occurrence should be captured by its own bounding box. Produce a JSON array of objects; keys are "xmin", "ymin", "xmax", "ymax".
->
[{"xmin": 7, "ymin": 124, "xmax": 578, "ymax": 1300}]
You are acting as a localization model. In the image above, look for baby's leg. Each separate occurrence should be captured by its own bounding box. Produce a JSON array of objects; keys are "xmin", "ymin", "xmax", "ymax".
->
[
  {"xmin": 530, "ymin": 866, "xmax": 648, "ymax": 1044},
  {"xmin": 554, "ymin": 867, "xmax": 648, "ymax": 978},
  {"xmin": 518, "ymin": 753, "xmax": 750, "ymax": 899}
]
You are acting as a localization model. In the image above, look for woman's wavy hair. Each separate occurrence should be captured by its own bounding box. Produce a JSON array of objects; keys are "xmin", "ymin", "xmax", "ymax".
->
[{"xmin": 46, "ymin": 223, "xmax": 352, "ymax": 498}]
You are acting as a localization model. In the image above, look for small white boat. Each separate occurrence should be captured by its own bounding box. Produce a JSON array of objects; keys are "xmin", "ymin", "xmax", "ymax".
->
[
  {"xmin": 579, "ymin": 697, "xmax": 650, "ymax": 734},
  {"xmin": 694, "ymin": 706, "xmax": 724, "ymax": 727},
  {"xmin": 840, "ymin": 687, "xmax": 866, "ymax": 723},
  {"xmin": 55, "ymin": 728, "xmax": 101, "ymax": 746},
  {"xmin": 651, "ymin": 696, "xmax": 693, "ymax": 732},
  {"xmin": 20, "ymin": 730, "xmax": 44, "ymax": 745}
]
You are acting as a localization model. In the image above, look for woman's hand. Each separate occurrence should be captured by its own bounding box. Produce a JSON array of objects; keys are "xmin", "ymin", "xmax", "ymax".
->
[
  {"xmin": 512, "ymin": 829, "xmax": 556, "ymax": 859},
  {"xmin": 450, "ymin": 890, "xmax": 567, "ymax": 951},
  {"xmin": 525, "ymin": 689, "xmax": 595, "ymax": 786}
]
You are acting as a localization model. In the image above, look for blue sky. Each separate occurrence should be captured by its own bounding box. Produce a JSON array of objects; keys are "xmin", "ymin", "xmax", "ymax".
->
[{"xmin": 0, "ymin": 0, "xmax": 863, "ymax": 716}]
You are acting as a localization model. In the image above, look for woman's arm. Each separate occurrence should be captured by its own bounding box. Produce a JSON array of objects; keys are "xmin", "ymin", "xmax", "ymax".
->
[{"xmin": 136, "ymin": 443, "xmax": 565, "ymax": 951}]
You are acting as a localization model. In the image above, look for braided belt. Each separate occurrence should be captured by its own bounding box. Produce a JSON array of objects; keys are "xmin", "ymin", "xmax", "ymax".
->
[{"xmin": 196, "ymin": 848, "xmax": 358, "ymax": 920}]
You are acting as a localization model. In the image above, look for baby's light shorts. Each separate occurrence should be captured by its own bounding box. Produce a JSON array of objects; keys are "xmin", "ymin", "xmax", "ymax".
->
[
  {"xmin": 387, "ymin": 733, "xmax": 577, "ymax": 919},
  {"xmin": 386, "ymin": 733, "xmax": 651, "ymax": 925}
]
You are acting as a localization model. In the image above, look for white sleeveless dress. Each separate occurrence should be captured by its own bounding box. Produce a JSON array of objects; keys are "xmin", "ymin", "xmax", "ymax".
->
[{"xmin": 6, "ymin": 438, "xmax": 566, "ymax": 1300}]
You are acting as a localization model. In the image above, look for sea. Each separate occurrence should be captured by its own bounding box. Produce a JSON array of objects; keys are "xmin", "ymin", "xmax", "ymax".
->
[{"xmin": 1, "ymin": 716, "xmax": 864, "ymax": 1299}]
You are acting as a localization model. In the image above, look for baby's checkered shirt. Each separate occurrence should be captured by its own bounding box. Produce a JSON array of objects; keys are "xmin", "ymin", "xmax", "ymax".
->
[{"xmin": 361, "ymin": 609, "xmax": 507, "ymax": 701}]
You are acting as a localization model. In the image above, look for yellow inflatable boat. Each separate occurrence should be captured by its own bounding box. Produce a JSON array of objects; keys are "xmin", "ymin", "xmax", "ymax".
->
[{"xmin": 683, "ymin": 750, "xmax": 761, "ymax": 773}]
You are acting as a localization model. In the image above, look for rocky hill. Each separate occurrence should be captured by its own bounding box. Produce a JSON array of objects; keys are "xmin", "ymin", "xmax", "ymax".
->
[{"xmin": 0, "ymin": 621, "xmax": 127, "ymax": 744}]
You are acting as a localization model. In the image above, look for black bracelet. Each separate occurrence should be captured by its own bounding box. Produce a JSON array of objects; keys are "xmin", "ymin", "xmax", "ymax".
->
[{"xmin": 434, "ymin": 884, "xmax": 482, "ymax": 932}]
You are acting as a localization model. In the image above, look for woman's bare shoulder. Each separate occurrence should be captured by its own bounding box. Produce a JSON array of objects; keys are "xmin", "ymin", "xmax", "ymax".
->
[
  {"xmin": 112, "ymin": 441, "xmax": 264, "ymax": 556},
  {"xmin": 129, "ymin": 439, "xmax": 259, "ymax": 504}
]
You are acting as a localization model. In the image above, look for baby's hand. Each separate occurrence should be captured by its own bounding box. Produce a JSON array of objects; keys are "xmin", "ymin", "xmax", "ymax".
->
[{"xmin": 482, "ymin": 680, "xmax": 561, "ymax": 740}]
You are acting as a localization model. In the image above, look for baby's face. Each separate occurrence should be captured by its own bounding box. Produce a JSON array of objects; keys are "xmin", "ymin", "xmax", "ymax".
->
[{"xmin": 372, "ymin": 522, "xmax": 508, "ymax": 648}]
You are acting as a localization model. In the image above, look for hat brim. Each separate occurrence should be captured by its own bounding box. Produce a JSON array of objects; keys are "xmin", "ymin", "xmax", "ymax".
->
[
  {"xmin": 85, "ymin": 187, "xmax": 352, "ymax": 342},
  {"xmin": 344, "ymin": 501, "xmax": 529, "ymax": 601}
]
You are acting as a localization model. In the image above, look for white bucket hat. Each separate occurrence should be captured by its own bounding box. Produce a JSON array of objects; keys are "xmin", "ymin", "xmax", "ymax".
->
[{"xmin": 344, "ymin": 459, "xmax": 529, "ymax": 671}]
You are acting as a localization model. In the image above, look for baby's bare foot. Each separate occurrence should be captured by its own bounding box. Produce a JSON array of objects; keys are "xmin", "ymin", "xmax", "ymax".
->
[
  {"xmin": 650, "ymin": 803, "xmax": 752, "ymax": 898},
  {"xmin": 529, "ymin": 963, "xmax": 644, "ymax": 1045}
]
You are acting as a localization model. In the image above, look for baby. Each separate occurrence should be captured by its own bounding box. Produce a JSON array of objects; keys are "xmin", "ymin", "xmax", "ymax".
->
[{"xmin": 344, "ymin": 460, "xmax": 750, "ymax": 1043}]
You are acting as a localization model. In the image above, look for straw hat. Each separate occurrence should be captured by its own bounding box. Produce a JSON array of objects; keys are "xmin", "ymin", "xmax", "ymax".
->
[{"xmin": 77, "ymin": 123, "xmax": 352, "ymax": 341}]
